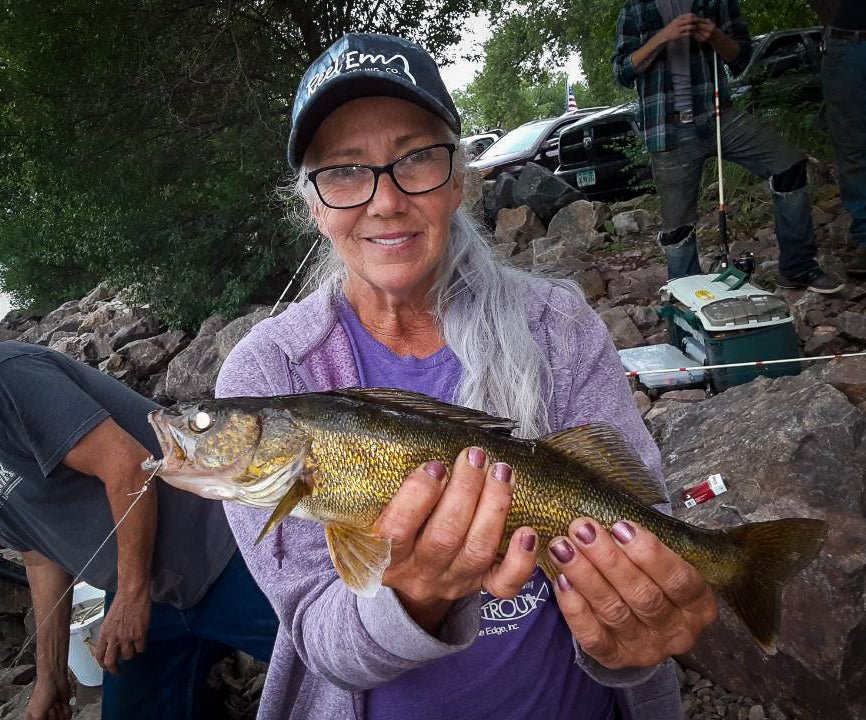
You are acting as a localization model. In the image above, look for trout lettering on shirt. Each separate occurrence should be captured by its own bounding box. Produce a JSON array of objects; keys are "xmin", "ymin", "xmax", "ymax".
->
[{"xmin": 478, "ymin": 577, "xmax": 549, "ymax": 638}]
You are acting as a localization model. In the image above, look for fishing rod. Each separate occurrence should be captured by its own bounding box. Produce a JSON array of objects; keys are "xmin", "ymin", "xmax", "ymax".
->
[
  {"xmin": 713, "ymin": 50, "xmax": 731, "ymax": 269},
  {"xmin": 624, "ymin": 349, "xmax": 866, "ymax": 379},
  {"xmin": 8, "ymin": 460, "xmax": 163, "ymax": 669},
  {"xmin": 270, "ymin": 236, "xmax": 322, "ymax": 317}
]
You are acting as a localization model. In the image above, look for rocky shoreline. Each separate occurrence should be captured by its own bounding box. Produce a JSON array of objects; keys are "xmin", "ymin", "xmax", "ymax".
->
[{"xmin": 0, "ymin": 159, "xmax": 863, "ymax": 719}]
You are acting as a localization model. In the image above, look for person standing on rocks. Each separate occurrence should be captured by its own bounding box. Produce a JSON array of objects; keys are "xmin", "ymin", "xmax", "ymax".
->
[
  {"xmin": 808, "ymin": 0, "xmax": 866, "ymax": 277},
  {"xmin": 613, "ymin": 0, "xmax": 845, "ymax": 294},
  {"xmin": 0, "ymin": 342, "xmax": 278, "ymax": 720}
]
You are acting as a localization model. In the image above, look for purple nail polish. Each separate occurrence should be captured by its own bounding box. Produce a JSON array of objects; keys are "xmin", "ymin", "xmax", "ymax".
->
[
  {"xmin": 557, "ymin": 573, "xmax": 573, "ymax": 592},
  {"xmin": 468, "ymin": 446, "xmax": 486, "ymax": 468},
  {"xmin": 424, "ymin": 461, "xmax": 446, "ymax": 481},
  {"xmin": 612, "ymin": 521, "xmax": 635, "ymax": 544},
  {"xmin": 492, "ymin": 462, "xmax": 512, "ymax": 484},
  {"xmin": 550, "ymin": 539, "xmax": 575, "ymax": 564},
  {"xmin": 574, "ymin": 522, "xmax": 596, "ymax": 545},
  {"xmin": 520, "ymin": 532, "xmax": 536, "ymax": 552}
]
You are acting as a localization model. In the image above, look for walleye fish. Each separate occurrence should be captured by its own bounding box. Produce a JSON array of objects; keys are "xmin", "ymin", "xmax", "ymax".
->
[{"xmin": 143, "ymin": 388, "xmax": 827, "ymax": 653}]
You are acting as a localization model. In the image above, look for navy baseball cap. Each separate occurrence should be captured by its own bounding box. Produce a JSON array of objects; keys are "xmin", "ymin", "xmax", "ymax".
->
[{"xmin": 288, "ymin": 33, "xmax": 461, "ymax": 169}]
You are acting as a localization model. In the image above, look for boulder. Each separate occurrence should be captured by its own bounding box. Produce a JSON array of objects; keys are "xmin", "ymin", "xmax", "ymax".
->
[
  {"xmin": 78, "ymin": 281, "xmax": 117, "ymax": 312},
  {"xmin": 547, "ymin": 200, "xmax": 608, "ymax": 253},
  {"xmin": 606, "ymin": 265, "xmax": 668, "ymax": 306},
  {"xmin": 574, "ymin": 267, "xmax": 606, "ymax": 302},
  {"xmin": 807, "ymin": 356, "xmax": 866, "ymax": 406},
  {"xmin": 837, "ymin": 311, "xmax": 866, "ymax": 343},
  {"xmin": 110, "ymin": 313, "xmax": 163, "ymax": 351},
  {"xmin": 483, "ymin": 174, "xmax": 517, "ymax": 228},
  {"xmin": 654, "ymin": 373, "xmax": 866, "ymax": 720},
  {"xmin": 164, "ymin": 315, "xmax": 228, "ymax": 401},
  {"xmin": 493, "ymin": 206, "xmax": 546, "ymax": 251},
  {"xmin": 598, "ymin": 307, "xmax": 644, "ymax": 349},
  {"xmin": 116, "ymin": 330, "xmax": 191, "ymax": 378},
  {"xmin": 512, "ymin": 163, "xmax": 584, "ymax": 225},
  {"xmin": 531, "ymin": 236, "xmax": 564, "ymax": 266},
  {"xmin": 461, "ymin": 165, "xmax": 484, "ymax": 220},
  {"xmin": 612, "ymin": 209, "xmax": 652, "ymax": 237}
]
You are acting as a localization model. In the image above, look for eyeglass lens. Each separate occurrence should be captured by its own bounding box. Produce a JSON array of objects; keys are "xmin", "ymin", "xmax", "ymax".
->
[{"xmin": 314, "ymin": 145, "xmax": 453, "ymax": 208}]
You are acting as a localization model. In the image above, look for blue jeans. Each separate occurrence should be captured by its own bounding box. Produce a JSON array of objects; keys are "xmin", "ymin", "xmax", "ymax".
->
[
  {"xmin": 101, "ymin": 551, "xmax": 278, "ymax": 720},
  {"xmin": 651, "ymin": 109, "xmax": 818, "ymax": 279},
  {"xmin": 823, "ymin": 36, "xmax": 866, "ymax": 248}
]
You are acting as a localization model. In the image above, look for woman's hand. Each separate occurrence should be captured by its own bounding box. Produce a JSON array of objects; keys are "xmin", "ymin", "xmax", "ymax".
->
[
  {"xmin": 374, "ymin": 447, "xmax": 538, "ymax": 634},
  {"xmin": 549, "ymin": 517, "xmax": 717, "ymax": 669}
]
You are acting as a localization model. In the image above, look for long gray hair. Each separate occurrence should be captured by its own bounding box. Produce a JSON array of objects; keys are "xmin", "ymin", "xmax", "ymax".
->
[{"xmin": 295, "ymin": 134, "xmax": 574, "ymax": 438}]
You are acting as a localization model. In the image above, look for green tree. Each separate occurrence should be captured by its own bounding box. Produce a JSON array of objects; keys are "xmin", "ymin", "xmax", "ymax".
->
[{"xmin": 0, "ymin": 0, "xmax": 483, "ymax": 327}]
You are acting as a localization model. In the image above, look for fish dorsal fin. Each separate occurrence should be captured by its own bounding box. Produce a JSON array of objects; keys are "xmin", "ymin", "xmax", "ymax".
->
[
  {"xmin": 335, "ymin": 388, "xmax": 518, "ymax": 435},
  {"xmin": 540, "ymin": 424, "xmax": 667, "ymax": 507},
  {"xmin": 324, "ymin": 524, "xmax": 392, "ymax": 598}
]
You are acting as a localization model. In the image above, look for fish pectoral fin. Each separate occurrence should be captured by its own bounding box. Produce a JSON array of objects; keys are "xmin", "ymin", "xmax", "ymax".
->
[
  {"xmin": 255, "ymin": 481, "xmax": 312, "ymax": 545},
  {"xmin": 540, "ymin": 424, "xmax": 667, "ymax": 507},
  {"xmin": 325, "ymin": 525, "xmax": 392, "ymax": 598}
]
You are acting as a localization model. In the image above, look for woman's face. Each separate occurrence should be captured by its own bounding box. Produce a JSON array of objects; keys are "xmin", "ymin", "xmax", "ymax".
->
[{"xmin": 304, "ymin": 96, "xmax": 463, "ymax": 304}]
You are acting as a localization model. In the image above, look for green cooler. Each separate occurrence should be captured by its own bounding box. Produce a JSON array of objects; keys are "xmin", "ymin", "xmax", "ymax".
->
[{"xmin": 658, "ymin": 269, "xmax": 801, "ymax": 392}]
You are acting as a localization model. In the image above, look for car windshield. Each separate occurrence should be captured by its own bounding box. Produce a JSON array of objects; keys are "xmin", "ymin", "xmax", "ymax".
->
[{"xmin": 478, "ymin": 122, "xmax": 551, "ymax": 160}]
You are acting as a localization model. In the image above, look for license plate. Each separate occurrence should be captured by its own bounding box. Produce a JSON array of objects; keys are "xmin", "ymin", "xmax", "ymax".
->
[{"xmin": 576, "ymin": 169, "xmax": 596, "ymax": 187}]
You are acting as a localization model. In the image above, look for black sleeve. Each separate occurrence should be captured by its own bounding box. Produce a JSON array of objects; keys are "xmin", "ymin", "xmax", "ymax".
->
[{"xmin": 0, "ymin": 353, "xmax": 109, "ymax": 476}]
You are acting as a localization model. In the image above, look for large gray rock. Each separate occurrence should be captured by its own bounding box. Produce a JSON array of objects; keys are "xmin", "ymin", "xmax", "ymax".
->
[
  {"xmin": 807, "ymin": 356, "xmax": 866, "ymax": 405},
  {"xmin": 654, "ymin": 373, "xmax": 866, "ymax": 720},
  {"xmin": 837, "ymin": 311, "xmax": 866, "ymax": 343},
  {"xmin": 461, "ymin": 165, "xmax": 484, "ymax": 220},
  {"xmin": 512, "ymin": 163, "xmax": 584, "ymax": 225},
  {"xmin": 110, "ymin": 313, "xmax": 163, "ymax": 351},
  {"xmin": 547, "ymin": 200, "xmax": 608, "ymax": 252},
  {"xmin": 164, "ymin": 315, "xmax": 228, "ymax": 401},
  {"xmin": 114, "ymin": 330, "xmax": 191, "ymax": 378},
  {"xmin": 606, "ymin": 265, "xmax": 668, "ymax": 307},
  {"xmin": 483, "ymin": 173, "xmax": 517, "ymax": 228},
  {"xmin": 612, "ymin": 209, "xmax": 652, "ymax": 236},
  {"xmin": 493, "ymin": 206, "xmax": 546, "ymax": 251},
  {"xmin": 78, "ymin": 281, "xmax": 117, "ymax": 312}
]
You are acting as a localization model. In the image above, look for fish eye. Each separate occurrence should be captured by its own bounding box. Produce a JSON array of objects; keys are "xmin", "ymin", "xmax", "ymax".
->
[{"xmin": 189, "ymin": 411, "xmax": 213, "ymax": 433}]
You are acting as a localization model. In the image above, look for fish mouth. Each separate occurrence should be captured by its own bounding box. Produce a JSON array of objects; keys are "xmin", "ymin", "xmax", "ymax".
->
[{"xmin": 146, "ymin": 409, "xmax": 185, "ymax": 472}]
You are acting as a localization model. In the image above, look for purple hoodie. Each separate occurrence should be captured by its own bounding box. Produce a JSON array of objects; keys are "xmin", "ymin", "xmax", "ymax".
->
[{"xmin": 215, "ymin": 278, "xmax": 683, "ymax": 720}]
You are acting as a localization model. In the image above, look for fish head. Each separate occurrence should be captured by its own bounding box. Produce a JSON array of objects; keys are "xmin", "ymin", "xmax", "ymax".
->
[{"xmin": 145, "ymin": 400, "xmax": 269, "ymax": 501}]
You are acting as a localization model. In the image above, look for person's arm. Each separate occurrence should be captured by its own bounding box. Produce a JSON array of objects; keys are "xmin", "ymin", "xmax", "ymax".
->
[
  {"xmin": 22, "ymin": 551, "xmax": 73, "ymax": 720},
  {"xmin": 696, "ymin": 0, "xmax": 752, "ymax": 75},
  {"xmin": 62, "ymin": 418, "xmax": 155, "ymax": 674}
]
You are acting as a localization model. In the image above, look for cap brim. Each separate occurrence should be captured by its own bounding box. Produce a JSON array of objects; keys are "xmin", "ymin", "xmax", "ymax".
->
[{"xmin": 288, "ymin": 73, "xmax": 461, "ymax": 168}]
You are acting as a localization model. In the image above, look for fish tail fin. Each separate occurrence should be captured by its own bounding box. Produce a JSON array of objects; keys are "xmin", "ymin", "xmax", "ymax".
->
[{"xmin": 719, "ymin": 518, "xmax": 827, "ymax": 654}]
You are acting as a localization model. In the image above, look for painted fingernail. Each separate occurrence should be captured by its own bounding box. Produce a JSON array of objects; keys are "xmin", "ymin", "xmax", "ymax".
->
[
  {"xmin": 612, "ymin": 521, "xmax": 635, "ymax": 544},
  {"xmin": 492, "ymin": 462, "xmax": 512, "ymax": 484},
  {"xmin": 468, "ymin": 446, "xmax": 486, "ymax": 468},
  {"xmin": 550, "ymin": 539, "xmax": 575, "ymax": 564},
  {"xmin": 574, "ymin": 522, "xmax": 596, "ymax": 545},
  {"xmin": 557, "ymin": 573, "xmax": 573, "ymax": 592},
  {"xmin": 520, "ymin": 532, "xmax": 536, "ymax": 552},
  {"xmin": 424, "ymin": 461, "xmax": 446, "ymax": 481}
]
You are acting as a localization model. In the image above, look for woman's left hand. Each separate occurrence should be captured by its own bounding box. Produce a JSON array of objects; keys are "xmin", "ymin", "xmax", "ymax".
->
[{"xmin": 548, "ymin": 517, "xmax": 718, "ymax": 670}]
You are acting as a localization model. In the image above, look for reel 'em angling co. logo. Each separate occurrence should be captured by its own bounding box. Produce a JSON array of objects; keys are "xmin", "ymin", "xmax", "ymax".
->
[{"xmin": 307, "ymin": 51, "xmax": 417, "ymax": 95}]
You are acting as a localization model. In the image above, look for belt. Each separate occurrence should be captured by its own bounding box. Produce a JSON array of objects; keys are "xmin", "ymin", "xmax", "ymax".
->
[
  {"xmin": 828, "ymin": 27, "xmax": 866, "ymax": 42},
  {"xmin": 675, "ymin": 109, "xmax": 695, "ymax": 124}
]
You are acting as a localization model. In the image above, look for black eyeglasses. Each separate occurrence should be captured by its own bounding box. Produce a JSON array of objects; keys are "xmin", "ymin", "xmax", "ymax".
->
[{"xmin": 306, "ymin": 143, "xmax": 457, "ymax": 210}]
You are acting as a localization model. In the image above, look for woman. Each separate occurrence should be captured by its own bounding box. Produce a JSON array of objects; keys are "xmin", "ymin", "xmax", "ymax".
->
[{"xmin": 216, "ymin": 32, "xmax": 717, "ymax": 720}]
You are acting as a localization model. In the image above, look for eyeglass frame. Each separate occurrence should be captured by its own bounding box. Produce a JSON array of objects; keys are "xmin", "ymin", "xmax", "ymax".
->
[{"xmin": 305, "ymin": 142, "xmax": 458, "ymax": 210}]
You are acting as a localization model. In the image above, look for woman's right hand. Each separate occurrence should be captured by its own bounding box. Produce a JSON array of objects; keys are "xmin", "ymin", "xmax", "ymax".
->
[{"xmin": 374, "ymin": 447, "xmax": 538, "ymax": 634}]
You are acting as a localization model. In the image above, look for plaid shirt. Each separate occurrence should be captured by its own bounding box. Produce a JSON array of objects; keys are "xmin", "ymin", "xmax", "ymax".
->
[{"xmin": 613, "ymin": 0, "xmax": 752, "ymax": 152}]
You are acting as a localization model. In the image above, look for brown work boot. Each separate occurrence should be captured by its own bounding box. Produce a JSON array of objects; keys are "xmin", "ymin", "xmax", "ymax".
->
[{"xmin": 847, "ymin": 246, "xmax": 866, "ymax": 277}]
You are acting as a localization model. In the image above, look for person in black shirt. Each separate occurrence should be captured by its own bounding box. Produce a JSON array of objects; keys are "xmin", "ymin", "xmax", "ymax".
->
[{"xmin": 809, "ymin": 0, "xmax": 866, "ymax": 275}]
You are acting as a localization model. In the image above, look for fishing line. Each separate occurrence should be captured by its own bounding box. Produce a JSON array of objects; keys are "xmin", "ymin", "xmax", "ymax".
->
[
  {"xmin": 9, "ymin": 460, "xmax": 163, "ymax": 669},
  {"xmin": 624, "ymin": 349, "xmax": 866, "ymax": 379},
  {"xmin": 270, "ymin": 236, "xmax": 322, "ymax": 317}
]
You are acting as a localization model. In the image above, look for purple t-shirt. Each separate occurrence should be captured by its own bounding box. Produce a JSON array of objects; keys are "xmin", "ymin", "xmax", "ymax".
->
[{"xmin": 337, "ymin": 299, "xmax": 616, "ymax": 720}]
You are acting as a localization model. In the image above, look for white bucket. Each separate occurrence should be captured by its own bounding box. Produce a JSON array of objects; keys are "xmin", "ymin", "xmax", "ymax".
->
[{"xmin": 68, "ymin": 582, "xmax": 105, "ymax": 687}]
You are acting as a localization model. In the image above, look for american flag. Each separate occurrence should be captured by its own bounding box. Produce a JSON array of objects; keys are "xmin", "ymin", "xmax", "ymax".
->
[{"xmin": 565, "ymin": 79, "xmax": 577, "ymax": 112}]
